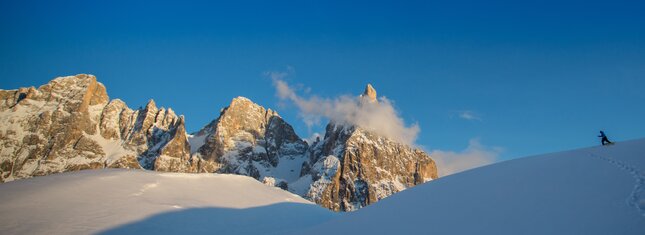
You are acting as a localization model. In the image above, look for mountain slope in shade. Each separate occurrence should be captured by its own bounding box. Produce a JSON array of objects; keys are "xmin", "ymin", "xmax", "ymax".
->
[
  {"xmin": 299, "ymin": 138, "xmax": 645, "ymax": 235},
  {"xmin": 0, "ymin": 169, "xmax": 336, "ymax": 235}
]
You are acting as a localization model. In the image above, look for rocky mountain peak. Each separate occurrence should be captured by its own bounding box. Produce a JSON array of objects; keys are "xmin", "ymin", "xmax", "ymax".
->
[
  {"xmin": 0, "ymin": 75, "xmax": 203, "ymax": 182},
  {"xmin": 144, "ymin": 99, "xmax": 157, "ymax": 110},
  {"xmin": 230, "ymin": 96, "xmax": 252, "ymax": 105},
  {"xmin": 361, "ymin": 83, "xmax": 377, "ymax": 103},
  {"xmin": 299, "ymin": 84, "xmax": 438, "ymax": 211},
  {"xmin": 192, "ymin": 96, "xmax": 307, "ymax": 182},
  {"xmin": 221, "ymin": 97, "xmax": 276, "ymax": 133},
  {"xmin": 47, "ymin": 74, "xmax": 109, "ymax": 107}
]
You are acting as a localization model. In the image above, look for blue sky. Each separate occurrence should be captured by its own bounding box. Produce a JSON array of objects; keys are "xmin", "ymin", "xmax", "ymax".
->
[{"xmin": 1, "ymin": 0, "xmax": 644, "ymax": 162}]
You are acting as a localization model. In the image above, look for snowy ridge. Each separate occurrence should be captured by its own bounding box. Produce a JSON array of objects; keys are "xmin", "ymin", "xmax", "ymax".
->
[
  {"xmin": 0, "ymin": 169, "xmax": 336, "ymax": 235},
  {"xmin": 298, "ymin": 138, "xmax": 645, "ymax": 235}
]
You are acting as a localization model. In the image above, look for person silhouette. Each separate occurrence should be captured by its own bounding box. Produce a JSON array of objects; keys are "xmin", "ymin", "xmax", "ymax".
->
[{"xmin": 598, "ymin": 131, "xmax": 613, "ymax": 146}]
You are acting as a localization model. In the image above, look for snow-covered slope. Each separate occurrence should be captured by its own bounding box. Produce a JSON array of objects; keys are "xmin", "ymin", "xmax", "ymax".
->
[
  {"xmin": 1, "ymin": 138, "xmax": 643, "ymax": 235},
  {"xmin": 0, "ymin": 169, "xmax": 336, "ymax": 235},
  {"xmin": 300, "ymin": 138, "xmax": 645, "ymax": 235}
]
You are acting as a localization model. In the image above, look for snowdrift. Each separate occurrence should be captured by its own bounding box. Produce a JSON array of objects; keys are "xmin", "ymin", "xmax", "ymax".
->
[
  {"xmin": 0, "ymin": 169, "xmax": 336, "ymax": 235},
  {"xmin": 301, "ymin": 138, "xmax": 645, "ymax": 234}
]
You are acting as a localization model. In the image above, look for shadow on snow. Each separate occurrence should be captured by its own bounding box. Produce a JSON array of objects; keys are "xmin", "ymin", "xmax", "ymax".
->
[{"xmin": 97, "ymin": 202, "xmax": 337, "ymax": 235}]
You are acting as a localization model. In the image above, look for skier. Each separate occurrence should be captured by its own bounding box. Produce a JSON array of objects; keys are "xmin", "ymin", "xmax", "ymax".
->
[{"xmin": 598, "ymin": 131, "xmax": 613, "ymax": 146}]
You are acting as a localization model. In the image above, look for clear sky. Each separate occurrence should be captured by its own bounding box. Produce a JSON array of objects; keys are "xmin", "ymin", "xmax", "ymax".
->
[{"xmin": 1, "ymin": 0, "xmax": 644, "ymax": 162}]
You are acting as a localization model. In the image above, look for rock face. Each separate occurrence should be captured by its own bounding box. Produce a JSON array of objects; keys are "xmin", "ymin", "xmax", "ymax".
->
[
  {"xmin": 189, "ymin": 86, "xmax": 437, "ymax": 212},
  {"xmin": 295, "ymin": 85, "xmax": 437, "ymax": 211},
  {"xmin": 0, "ymin": 75, "xmax": 437, "ymax": 212},
  {"xmin": 0, "ymin": 75, "xmax": 204, "ymax": 182},
  {"xmin": 361, "ymin": 83, "xmax": 378, "ymax": 103},
  {"xmin": 191, "ymin": 97, "xmax": 309, "ymax": 185},
  {"xmin": 300, "ymin": 123, "xmax": 437, "ymax": 211}
]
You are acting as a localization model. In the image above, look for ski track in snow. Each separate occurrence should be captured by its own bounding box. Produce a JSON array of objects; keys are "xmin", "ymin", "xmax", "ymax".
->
[
  {"xmin": 591, "ymin": 152, "xmax": 645, "ymax": 217},
  {"xmin": 131, "ymin": 182, "xmax": 159, "ymax": 196}
]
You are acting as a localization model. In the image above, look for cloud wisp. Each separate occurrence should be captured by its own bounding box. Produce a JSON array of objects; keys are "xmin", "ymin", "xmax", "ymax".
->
[
  {"xmin": 268, "ymin": 70, "xmax": 501, "ymax": 176},
  {"xmin": 270, "ymin": 74, "xmax": 420, "ymax": 146},
  {"xmin": 457, "ymin": 110, "xmax": 482, "ymax": 121},
  {"xmin": 430, "ymin": 139, "xmax": 503, "ymax": 176}
]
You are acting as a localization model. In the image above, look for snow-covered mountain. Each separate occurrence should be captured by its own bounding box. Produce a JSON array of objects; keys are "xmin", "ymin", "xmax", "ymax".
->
[
  {"xmin": 0, "ymin": 75, "xmax": 213, "ymax": 182},
  {"xmin": 0, "ymin": 74, "xmax": 438, "ymax": 211},
  {"xmin": 298, "ymin": 138, "xmax": 645, "ymax": 235},
  {"xmin": 190, "ymin": 89, "xmax": 438, "ymax": 211},
  {"xmin": 190, "ymin": 96, "xmax": 309, "ymax": 191},
  {"xmin": 0, "ymin": 169, "xmax": 336, "ymax": 235}
]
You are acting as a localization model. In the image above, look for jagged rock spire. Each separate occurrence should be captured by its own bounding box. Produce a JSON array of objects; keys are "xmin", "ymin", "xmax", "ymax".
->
[
  {"xmin": 145, "ymin": 99, "xmax": 156, "ymax": 110},
  {"xmin": 361, "ymin": 84, "xmax": 377, "ymax": 103}
]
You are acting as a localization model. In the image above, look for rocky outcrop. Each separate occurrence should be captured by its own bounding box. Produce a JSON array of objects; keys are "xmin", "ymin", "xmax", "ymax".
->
[
  {"xmin": 300, "ymin": 123, "xmax": 437, "ymax": 211},
  {"xmin": 361, "ymin": 83, "xmax": 378, "ymax": 103},
  {"xmin": 0, "ymin": 75, "xmax": 112, "ymax": 181},
  {"xmin": 0, "ymin": 75, "xmax": 202, "ymax": 182}
]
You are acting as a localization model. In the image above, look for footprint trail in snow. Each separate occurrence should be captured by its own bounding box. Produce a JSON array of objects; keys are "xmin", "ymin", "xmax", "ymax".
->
[{"xmin": 591, "ymin": 152, "xmax": 645, "ymax": 217}]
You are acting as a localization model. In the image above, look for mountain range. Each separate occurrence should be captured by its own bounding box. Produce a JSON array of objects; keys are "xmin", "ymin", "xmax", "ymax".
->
[{"xmin": 0, "ymin": 74, "xmax": 437, "ymax": 211}]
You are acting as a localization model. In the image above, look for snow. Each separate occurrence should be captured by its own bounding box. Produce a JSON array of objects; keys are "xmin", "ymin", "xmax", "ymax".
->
[
  {"xmin": 85, "ymin": 133, "xmax": 136, "ymax": 163},
  {"xmin": 289, "ymin": 174, "xmax": 314, "ymax": 196},
  {"xmin": 299, "ymin": 138, "xmax": 645, "ymax": 235},
  {"xmin": 0, "ymin": 99, "xmax": 44, "ymax": 145},
  {"xmin": 0, "ymin": 169, "xmax": 337, "ymax": 235},
  {"xmin": 187, "ymin": 133, "xmax": 207, "ymax": 153},
  {"xmin": 2, "ymin": 137, "xmax": 644, "ymax": 235},
  {"xmin": 314, "ymin": 155, "xmax": 341, "ymax": 177},
  {"xmin": 262, "ymin": 154, "xmax": 308, "ymax": 183},
  {"xmin": 252, "ymin": 145, "xmax": 266, "ymax": 154}
]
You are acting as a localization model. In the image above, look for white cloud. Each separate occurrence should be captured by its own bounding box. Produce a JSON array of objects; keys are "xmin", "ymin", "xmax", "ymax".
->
[
  {"xmin": 458, "ymin": 110, "xmax": 482, "ymax": 121},
  {"xmin": 303, "ymin": 132, "xmax": 322, "ymax": 145},
  {"xmin": 430, "ymin": 139, "xmax": 502, "ymax": 176},
  {"xmin": 270, "ymin": 74, "xmax": 420, "ymax": 146}
]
